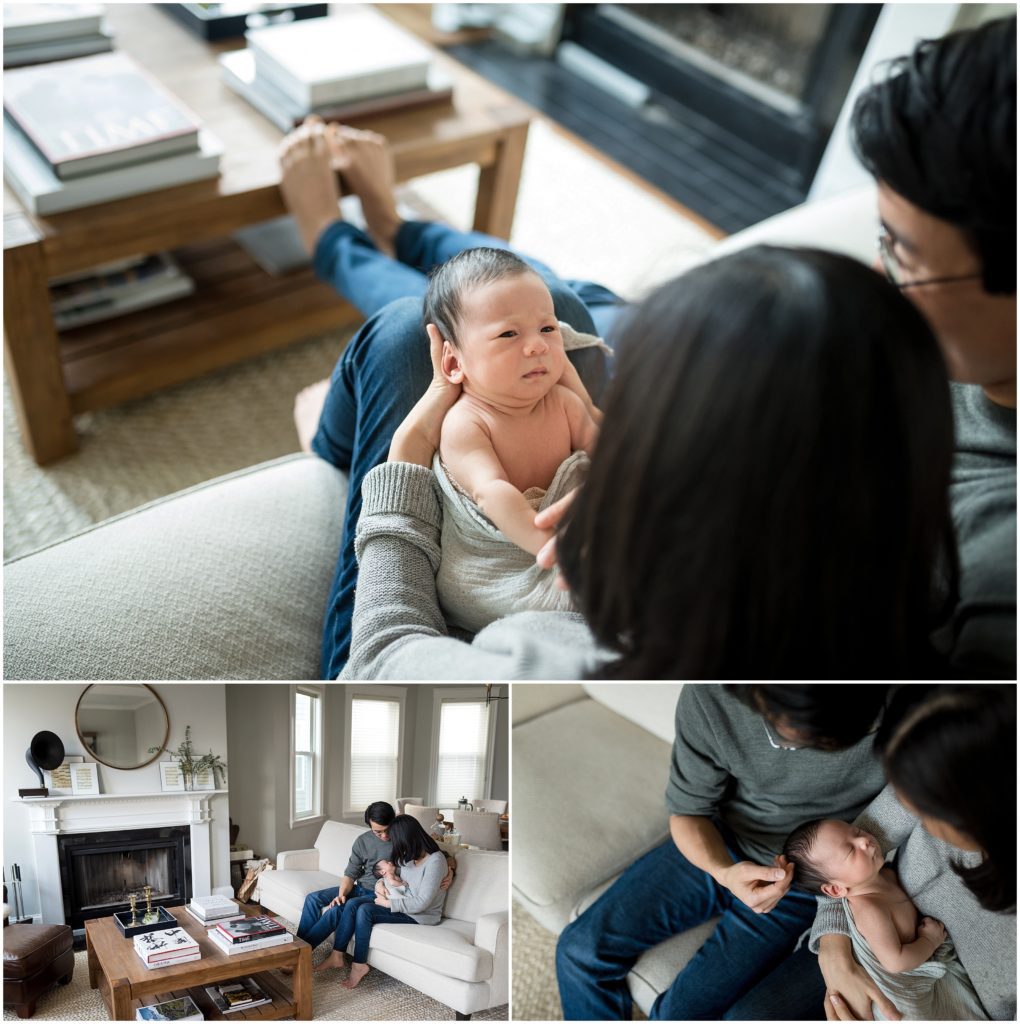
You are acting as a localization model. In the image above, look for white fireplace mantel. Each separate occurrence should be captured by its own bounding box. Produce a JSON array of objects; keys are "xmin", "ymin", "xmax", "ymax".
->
[{"xmin": 15, "ymin": 790, "xmax": 229, "ymax": 925}]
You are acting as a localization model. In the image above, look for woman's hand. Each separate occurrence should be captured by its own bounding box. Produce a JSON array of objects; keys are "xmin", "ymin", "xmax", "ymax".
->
[
  {"xmin": 388, "ymin": 323, "xmax": 462, "ymax": 467},
  {"xmin": 374, "ymin": 895, "xmax": 391, "ymax": 908},
  {"xmin": 534, "ymin": 488, "xmax": 579, "ymax": 587},
  {"xmin": 716, "ymin": 857, "xmax": 794, "ymax": 914},
  {"xmin": 440, "ymin": 863, "xmax": 455, "ymax": 891},
  {"xmin": 819, "ymin": 934, "xmax": 902, "ymax": 1021}
]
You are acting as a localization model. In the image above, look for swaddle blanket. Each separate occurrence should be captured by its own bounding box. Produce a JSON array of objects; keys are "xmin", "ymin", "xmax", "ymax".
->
[
  {"xmin": 844, "ymin": 899, "xmax": 987, "ymax": 1020},
  {"xmin": 433, "ymin": 450, "xmax": 589, "ymax": 634}
]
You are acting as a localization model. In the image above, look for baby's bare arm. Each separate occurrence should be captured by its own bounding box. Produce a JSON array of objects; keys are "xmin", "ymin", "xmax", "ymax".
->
[
  {"xmin": 558, "ymin": 386, "xmax": 599, "ymax": 454},
  {"xmin": 852, "ymin": 895, "xmax": 944, "ymax": 973},
  {"xmin": 441, "ymin": 406, "xmax": 554, "ymax": 556}
]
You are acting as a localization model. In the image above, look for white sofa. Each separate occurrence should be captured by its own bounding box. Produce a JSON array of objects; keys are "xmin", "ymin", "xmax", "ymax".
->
[
  {"xmin": 512, "ymin": 683, "xmax": 719, "ymax": 1015},
  {"xmin": 257, "ymin": 821, "xmax": 508, "ymax": 1019}
]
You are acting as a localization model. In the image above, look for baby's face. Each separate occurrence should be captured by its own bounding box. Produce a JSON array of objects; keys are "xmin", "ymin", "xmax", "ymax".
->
[
  {"xmin": 376, "ymin": 860, "xmax": 395, "ymax": 875},
  {"xmin": 446, "ymin": 273, "xmax": 566, "ymax": 405},
  {"xmin": 811, "ymin": 819, "xmax": 884, "ymax": 891}
]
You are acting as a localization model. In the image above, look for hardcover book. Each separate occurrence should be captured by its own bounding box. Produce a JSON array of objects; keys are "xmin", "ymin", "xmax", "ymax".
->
[
  {"xmin": 189, "ymin": 895, "xmax": 241, "ymax": 919},
  {"xmin": 3, "ymin": 51, "xmax": 201, "ymax": 179},
  {"xmin": 214, "ymin": 915, "xmax": 286, "ymax": 942},
  {"xmin": 133, "ymin": 926, "xmax": 199, "ymax": 962},
  {"xmin": 245, "ymin": 9, "xmax": 432, "ymax": 108},
  {"xmin": 134, "ymin": 994, "xmax": 204, "ymax": 1021},
  {"xmin": 208, "ymin": 930, "xmax": 293, "ymax": 955},
  {"xmin": 2, "ymin": 3, "xmax": 105, "ymax": 45},
  {"xmin": 204, "ymin": 977, "xmax": 272, "ymax": 1015}
]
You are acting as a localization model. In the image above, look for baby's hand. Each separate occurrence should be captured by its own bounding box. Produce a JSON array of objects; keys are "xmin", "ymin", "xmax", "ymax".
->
[{"xmin": 918, "ymin": 916, "xmax": 946, "ymax": 948}]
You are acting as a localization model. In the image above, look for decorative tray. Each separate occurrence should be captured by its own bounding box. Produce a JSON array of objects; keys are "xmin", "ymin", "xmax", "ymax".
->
[
  {"xmin": 163, "ymin": 4, "xmax": 328, "ymax": 41},
  {"xmin": 113, "ymin": 904, "xmax": 177, "ymax": 938}
]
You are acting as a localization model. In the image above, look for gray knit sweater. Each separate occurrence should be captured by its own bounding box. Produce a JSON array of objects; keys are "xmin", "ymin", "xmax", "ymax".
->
[
  {"xmin": 344, "ymin": 830, "xmax": 393, "ymax": 892},
  {"xmin": 385, "ymin": 851, "xmax": 448, "ymax": 925},
  {"xmin": 809, "ymin": 785, "xmax": 1016, "ymax": 1020},
  {"xmin": 339, "ymin": 461, "xmax": 615, "ymax": 679}
]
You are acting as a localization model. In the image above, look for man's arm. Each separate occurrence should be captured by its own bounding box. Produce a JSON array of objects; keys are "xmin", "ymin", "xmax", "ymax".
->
[{"xmin": 670, "ymin": 815, "xmax": 793, "ymax": 913}]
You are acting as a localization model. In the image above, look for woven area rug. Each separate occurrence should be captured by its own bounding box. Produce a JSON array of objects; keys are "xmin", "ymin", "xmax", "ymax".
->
[
  {"xmin": 4, "ymin": 117, "xmax": 716, "ymax": 561},
  {"xmin": 3, "ymin": 929, "xmax": 508, "ymax": 1022}
]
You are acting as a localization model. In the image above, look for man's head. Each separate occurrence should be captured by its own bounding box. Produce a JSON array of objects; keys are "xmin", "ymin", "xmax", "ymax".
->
[
  {"xmin": 364, "ymin": 801, "xmax": 395, "ymax": 841},
  {"xmin": 851, "ymin": 16, "xmax": 1016, "ymax": 402},
  {"xmin": 423, "ymin": 247, "xmax": 566, "ymax": 406},
  {"xmin": 784, "ymin": 818, "xmax": 885, "ymax": 898},
  {"xmin": 726, "ymin": 685, "xmax": 889, "ymax": 751}
]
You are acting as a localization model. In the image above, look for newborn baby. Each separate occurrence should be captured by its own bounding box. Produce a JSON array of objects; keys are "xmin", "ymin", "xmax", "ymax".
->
[
  {"xmin": 425, "ymin": 247, "xmax": 604, "ymax": 633},
  {"xmin": 373, "ymin": 859, "xmax": 407, "ymax": 898},
  {"xmin": 784, "ymin": 818, "xmax": 986, "ymax": 1020}
]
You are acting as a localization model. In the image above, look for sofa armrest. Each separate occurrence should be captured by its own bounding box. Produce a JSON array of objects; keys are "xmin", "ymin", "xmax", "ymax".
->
[
  {"xmin": 474, "ymin": 910, "xmax": 508, "ymax": 1006},
  {"xmin": 276, "ymin": 849, "xmax": 320, "ymax": 871},
  {"xmin": 3, "ymin": 453, "xmax": 347, "ymax": 681}
]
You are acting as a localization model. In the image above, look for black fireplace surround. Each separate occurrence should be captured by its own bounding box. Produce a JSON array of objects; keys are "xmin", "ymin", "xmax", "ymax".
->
[{"xmin": 58, "ymin": 826, "xmax": 192, "ymax": 931}]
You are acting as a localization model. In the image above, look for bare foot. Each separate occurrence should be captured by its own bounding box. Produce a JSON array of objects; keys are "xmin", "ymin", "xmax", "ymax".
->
[
  {"xmin": 326, "ymin": 125, "xmax": 402, "ymax": 257},
  {"xmin": 294, "ymin": 378, "xmax": 330, "ymax": 452},
  {"xmin": 341, "ymin": 962, "xmax": 370, "ymax": 989},
  {"xmin": 279, "ymin": 115, "xmax": 343, "ymax": 255},
  {"xmin": 313, "ymin": 949, "xmax": 346, "ymax": 973}
]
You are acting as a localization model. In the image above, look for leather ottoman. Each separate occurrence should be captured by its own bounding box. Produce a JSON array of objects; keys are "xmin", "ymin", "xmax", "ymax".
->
[{"xmin": 3, "ymin": 924, "xmax": 74, "ymax": 1019}]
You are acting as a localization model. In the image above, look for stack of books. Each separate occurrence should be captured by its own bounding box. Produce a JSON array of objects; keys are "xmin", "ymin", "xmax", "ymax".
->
[
  {"xmin": 49, "ymin": 252, "xmax": 195, "ymax": 330},
  {"xmin": 218, "ymin": 7, "xmax": 453, "ymax": 132},
  {"xmin": 133, "ymin": 927, "xmax": 201, "ymax": 970},
  {"xmin": 209, "ymin": 915, "xmax": 293, "ymax": 956},
  {"xmin": 3, "ymin": 4, "xmax": 114, "ymax": 68},
  {"xmin": 3, "ymin": 50, "xmax": 222, "ymax": 215},
  {"xmin": 134, "ymin": 994, "xmax": 204, "ymax": 1022},
  {"xmin": 204, "ymin": 977, "xmax": 273, "ymax": 1015},
  {"xmin": 184, "ymin": 895, "xmax": 246, "ymax": 929}
]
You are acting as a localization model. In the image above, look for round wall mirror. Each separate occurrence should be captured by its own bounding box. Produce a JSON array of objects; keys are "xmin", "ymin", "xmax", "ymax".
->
[{"xmin": 74, "ymin": 684, "xmax": 170, "ymax": 771}]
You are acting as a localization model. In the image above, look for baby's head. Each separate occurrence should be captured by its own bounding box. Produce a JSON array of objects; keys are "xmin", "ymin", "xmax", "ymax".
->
[
  {"xmin": 424, "ymin": 247, "xmax": 566, "ymax": 404},
  {"xmin": 373, "ymin": 859, "xmax": 396, "ymax": 878},
  {"xmin": 783, "ymin": 818, "xmax": 885, "ymax": 898}
]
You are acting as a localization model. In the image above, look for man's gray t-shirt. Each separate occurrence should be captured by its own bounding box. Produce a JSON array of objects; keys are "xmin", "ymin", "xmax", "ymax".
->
[
  {"xmin": 664, "ymin": 685, "xmax": 887, "ymax": 865},
  {"xmin": 344, "ymin": 831, "xmax": 392, "ymax": 892}
]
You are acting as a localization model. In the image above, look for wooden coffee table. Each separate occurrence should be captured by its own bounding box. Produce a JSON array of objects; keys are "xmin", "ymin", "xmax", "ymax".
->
[
  {"xmin": 84, "ymin": 906, "xmax": 312, "ymax": 1021},
  {"xmin": 3, "ymin": 4, "xmax": 533, "ymax": 464}
]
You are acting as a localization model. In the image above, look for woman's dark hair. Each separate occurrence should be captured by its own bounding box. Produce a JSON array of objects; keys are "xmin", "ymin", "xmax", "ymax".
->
[
  {"xmin": 423, "ymin": 246, "xmax": 538, "ymax": 346},
  {"xmin": 726, "ymin": 685, "xmax": 888, "ymax": 750},
  {"xmin": 388, "ymin": 814, "xmax": 441, "ymax": 866},
  {"xmin": 559, "ymin": 246, "xmax": 957, "ymax": 679},
  {"xmin": 783, "ymin": 819, "xmax": 830, "ymax": 893},
  {"xmin": 876, "ymin": 684, "xmax": 1016, "ymax": 912},
  {"xmin": 364, "ymin": 801, "xmax": 395, "ymax": 828},
  {"xmin": 851, "ymin": 16, "xmax": 1016, "ymax": 294}
]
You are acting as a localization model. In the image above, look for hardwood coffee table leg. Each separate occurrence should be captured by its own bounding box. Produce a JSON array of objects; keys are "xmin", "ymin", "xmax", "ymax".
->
[
  {"xmin": 110, "ymin": 976, "xmax": 133, "ymax": 1021},
  {"xmin": 292, "ymin": 942, "xmax": 313, "ymax": 1021},
  {"xmin": 85, "ymin": 925, "xmax": 99, "ymax": 989},
  {"xmin": 473, "ymin": 123, "xmax": 529, "ymax": 239},
  {"xmin": 3, "ymin": 216, "xmax": 77, "ymax": 464}
]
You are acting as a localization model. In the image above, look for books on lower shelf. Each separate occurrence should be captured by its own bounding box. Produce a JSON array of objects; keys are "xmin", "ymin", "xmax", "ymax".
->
[
  {"xmin": 134, "ymin": 994, "xmax": 204, "ymax": 1022},
  {"xmin": 245, "ymin": 9, "xmax": 433, "ymax": 108},
  {"xmin": 3, "ymin": 114, "xmax": 223, "ymax": 216},
  {"xmin": 204, "ymin": 977, "xmax": 273, "ymax": 1015},
  {"xmin": 49, "ymin": 252, "xmax": 195, "ymax": 330},
  {"xmin": 3, "ymin": 52, "xmax": 202, "ymax": 179},
  {"xmin": 134, "ymin": 927, "xmax": 201, "ymax": 969}
]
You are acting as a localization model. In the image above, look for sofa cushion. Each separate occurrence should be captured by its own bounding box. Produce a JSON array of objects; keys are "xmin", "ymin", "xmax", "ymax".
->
[
  {"xmin": 313, "ymin": 821, "xmax": 363, "ymax": 878},
  {"xmin": 512, "ymin": 698, "xmax": 672, "ymax": 932},
  {"xmin": 443, "ymin": 850, "xmax": 508, "ymax": 924},
  {"xmin": 3, "ymin": 924, "xmax": 73, "ymax": 980},
  {"xmin": 3, "ymin": 454, "xmax": 347, "ymax": 681},
  {"xmin": 582, "ymin": 683, "xmax": 684, "ymax": 744},
  {"xmin": 370, "ymin": 919, "xmax": 492, "ymax": 983},
  {"xmin": 262, "ymin": 869, "xmax": 341, "ymax": 906}
]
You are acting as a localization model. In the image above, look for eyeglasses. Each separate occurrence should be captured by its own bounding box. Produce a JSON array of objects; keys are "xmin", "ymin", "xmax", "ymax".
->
[
  {"xmin": 877, "ymin": 230, "xmax": 982, "ymax": 290},
  {"xmin": 763, "ymin": 721, "xmax": 802, "ymax": 751}
]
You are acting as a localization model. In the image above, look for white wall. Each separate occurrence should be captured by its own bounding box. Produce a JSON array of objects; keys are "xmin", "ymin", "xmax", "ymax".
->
[{"xmin": 3, "ymin": 683, "xmax": 232, "ymax": 921}]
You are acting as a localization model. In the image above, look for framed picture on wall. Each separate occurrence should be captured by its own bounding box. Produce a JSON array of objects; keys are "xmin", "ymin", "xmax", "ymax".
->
[
  {"xmin": 43, "ymin": 755, "xmax": 84, "ymax": 796},
  {"xmin": 69, "ymin": 761, "xmax": 100, "ymax": 795},
  {"xmin": 159, "ymin": 761, "xmax": 185, "ymax": 792},
  {"xmin": 191, "ymin": 766, "xmax": 215, "ymax": 791}
]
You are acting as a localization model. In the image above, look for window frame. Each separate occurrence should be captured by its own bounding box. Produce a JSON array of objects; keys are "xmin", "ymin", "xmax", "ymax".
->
[
  {"xmin": 428, "ymin": 686, "xmax": 500, "ymax": 807},
  {"xmin": 343, "ymin": 685, "xmax": 407, "ymax": 817},
  {"xmin": 289, "ymin": 684, "xmax": 324, "ymax": 828}
]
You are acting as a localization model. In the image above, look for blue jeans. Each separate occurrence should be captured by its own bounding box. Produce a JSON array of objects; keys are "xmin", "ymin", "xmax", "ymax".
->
[
  {"xmin": 308, "ymin": 218, "xmax": 624, "ymax": 678},
  {"xmin": 556, "ymin": 837, "xmax": 826, "ymax": 1021},
  {"xmin": 296, "ymin": 883, "xmax": 375, "ymax": 950}
]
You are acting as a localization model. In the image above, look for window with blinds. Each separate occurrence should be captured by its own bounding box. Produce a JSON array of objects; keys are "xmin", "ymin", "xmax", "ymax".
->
[
  {"xmin": 348, "ymin": 697, "xmax": 401, "ymax": 812},
  {"xmin": 293, "ymin": 687, "xmax": 322, "ymax": 821},
  {"xmin": 435, "ymin": 700, "xmax": 491, "ymax": 807}
]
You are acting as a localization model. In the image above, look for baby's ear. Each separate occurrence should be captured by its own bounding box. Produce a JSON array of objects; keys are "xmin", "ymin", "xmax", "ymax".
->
[
  {"xmin": 820, "ymin": 882, "xmax": 845, "ymax": 899},
  {"xmin": 440, "ymin": 339, "xmax": 464, "ymax": 384}
]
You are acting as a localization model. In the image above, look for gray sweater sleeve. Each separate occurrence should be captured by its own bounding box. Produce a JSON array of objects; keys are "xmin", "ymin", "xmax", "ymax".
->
[
  {"xmin": 664, "ymin": 686, "xmax": 730, "ymax": 817},
  {"xmin": 344, "ymin": 834, "xmax": 370, "ymax": 882}
]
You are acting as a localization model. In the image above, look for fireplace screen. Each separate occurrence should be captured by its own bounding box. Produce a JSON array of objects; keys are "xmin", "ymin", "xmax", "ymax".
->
[{"xmin": 73, "ymin": 848, "xmax": 174, "ymax": 911}]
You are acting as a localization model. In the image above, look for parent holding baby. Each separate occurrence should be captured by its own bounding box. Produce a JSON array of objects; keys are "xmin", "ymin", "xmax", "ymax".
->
[{"xmin": 812, "ymin": 684, "xmax": 1015, "ymax": 1021}]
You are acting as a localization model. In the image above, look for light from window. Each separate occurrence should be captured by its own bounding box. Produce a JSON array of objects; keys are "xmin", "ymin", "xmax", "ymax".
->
[
  {"xmin": 294, "ymin": 689, "xmax": 321, "ymax": 819},
  {"xmin": 350, "ymin": 697, "xmax": 400, "ymax": 810},
  {"xmin": 435, "ymin": 701, "xmax": 490, "ymax": 807}
]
